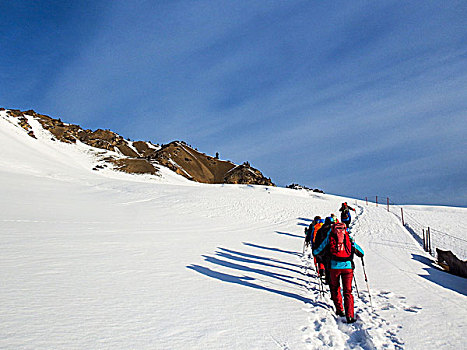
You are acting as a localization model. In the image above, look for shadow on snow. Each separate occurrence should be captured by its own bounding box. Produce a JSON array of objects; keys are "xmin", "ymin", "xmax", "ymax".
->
[
  {"xmin": 187, "ymin": 264, "xmax": 310, "ymax": 303},
  {"xmin": 243, "ymin": 242, "xmax": 300, "ymax": 256},
  {"xmin": 187, "ymin": 241, "xmax": 312, "ymax": 304},
  {"xmin": 275, "ymin": 231, "xmax": 304, "ymax": 239}
]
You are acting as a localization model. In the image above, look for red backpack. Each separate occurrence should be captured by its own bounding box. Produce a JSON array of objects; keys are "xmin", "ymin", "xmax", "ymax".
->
[{"xmin": 329, "ymin": 222, "xmax": 354, "ymax": 261}]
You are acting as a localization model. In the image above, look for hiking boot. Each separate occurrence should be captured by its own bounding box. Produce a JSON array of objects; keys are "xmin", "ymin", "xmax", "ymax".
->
[
  {"xmin": 346, "ymin": 317, "xmax": 357, "ymax": 324},
  {"xmin": 336, "ymin": 309, "xmax": 345, "ymax": 317}
]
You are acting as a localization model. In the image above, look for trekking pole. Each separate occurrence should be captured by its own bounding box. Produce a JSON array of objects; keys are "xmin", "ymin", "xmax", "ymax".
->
[
  {"xmin": 361, "ymin": 257, "xmax": 373, "ymax": 310},
  {"xmin": 318, "ymin": 275, "xmax": 324, "ymax": 298},
  {"xmin": 353, "ymin": 274, "xmax": 360, "ymax": 299},
  {"xmin": 314, "ymin": 261, "xmax": 324, "ymax": 298}
]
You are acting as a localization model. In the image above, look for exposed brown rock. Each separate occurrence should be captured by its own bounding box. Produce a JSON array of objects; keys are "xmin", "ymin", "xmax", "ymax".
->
[
  {"xmin": 111, "ymin": 158, "xmax": 158, "ymax": 175},
  {"xmin": 224, "ymin": 164, "xmax": 274, "ymax": 186},
  {"xmin": 6, "ymin": 109, "xmax": 35, "ymax": 137},
  {"xmin": 133, "ymin": 141, "xmax": 159, "ymax": 158},
  {"xmin": 116, "ymin": 143, "xmax": 139, "ymax": 158},
  {"xmin": 154, "ymin": 141, "xmax": 237, "ymax": 183},
  {"xmin": 6, "ymin": 109, "xmax": 23, "ymax": 117},
  {"xmin": 437, "ymin": 248, "xmax": 467, "ymax": 278},
  {"xmin": 286, "ymin": 183, "xmax": 325, "ymax": 194}
]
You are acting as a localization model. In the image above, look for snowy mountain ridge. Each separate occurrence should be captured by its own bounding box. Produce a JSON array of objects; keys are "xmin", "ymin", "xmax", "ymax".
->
[
  {"xmin": 0, "ymin": 108, "xmax": 274, "ymax": 186},
  {"xmin": 0, "ymin": 108, "xmax": 466, "ymax": 349}
]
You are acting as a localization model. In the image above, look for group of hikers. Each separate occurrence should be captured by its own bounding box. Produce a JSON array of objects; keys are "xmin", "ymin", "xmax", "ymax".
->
[{"xmin": 303, "ymin": 202, "xmax": 364, "ymax": 324}]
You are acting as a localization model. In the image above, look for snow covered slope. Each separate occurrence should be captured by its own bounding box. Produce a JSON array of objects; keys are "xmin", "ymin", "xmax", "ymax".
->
[
  {"xmin": 398, "ymin": 205, "xmax": 467, "ymax": 259},
  {"xmin": 0, "ymin": 110, "xmax": 466, "ymax": 349}
]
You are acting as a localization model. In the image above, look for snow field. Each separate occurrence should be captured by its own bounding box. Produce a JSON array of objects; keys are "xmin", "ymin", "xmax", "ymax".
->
[
  {"xmin": 398, "ymin": 205, "xmax": 467, "ymax": 259},
  {"xmin": 1, "ymin": 110, "xmax": 466, "ymax": 349}
]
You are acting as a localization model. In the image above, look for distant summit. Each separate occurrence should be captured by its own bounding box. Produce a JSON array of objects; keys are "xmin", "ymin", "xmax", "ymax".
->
[{"xmin": 1, "ymin": 108, "xmax": 274, "ymax": 186}]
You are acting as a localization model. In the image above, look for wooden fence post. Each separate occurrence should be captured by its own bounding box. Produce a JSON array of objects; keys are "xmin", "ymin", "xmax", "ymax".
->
[
  {"xmin": 423, "ymin": 229, "xmax": 426, "ymax": 251},
  {"xmin": 387, "ymin": 197, "xmax": 390, "ymax": 212},
  {"xmin": 376, "ymin": 196, "xmax": 378, "ymax": 207},
  {"xmin": 428, "ymin": 227, "xmax": 432, "ymax": 255},
  {"xmin": 426, "ymin": 227, "xmax": 430, "ymax": 252},
  {"xmin": 365, "ymin": 197, "xmax": 368, "ymax": 206},
  {"xmin": 401, "ymin": 208, "xmax": 405, "ymax": 226}
]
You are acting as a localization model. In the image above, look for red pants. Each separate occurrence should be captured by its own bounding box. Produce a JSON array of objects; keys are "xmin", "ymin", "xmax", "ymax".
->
[{"xmin": 329, "ymin": 269, "xmax": 354, "ymax": 319}]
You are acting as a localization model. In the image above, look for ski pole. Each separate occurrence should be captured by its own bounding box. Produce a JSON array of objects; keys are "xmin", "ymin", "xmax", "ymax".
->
[{"xmin": 361, "ymin": 257, "xmax": 373, "ymax": 309}]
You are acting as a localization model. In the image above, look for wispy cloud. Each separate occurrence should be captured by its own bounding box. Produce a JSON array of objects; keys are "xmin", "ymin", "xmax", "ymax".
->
[{"xmin": 2, "ymin": 0, "xmax": 466, "ymax": 205}]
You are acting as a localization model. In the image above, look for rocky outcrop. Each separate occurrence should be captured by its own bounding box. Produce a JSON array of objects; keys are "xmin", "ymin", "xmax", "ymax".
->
[
  {"xmin": 224, "ymin": 163, "xmax": 274, "ymax": 186},
  {"xmin": 110, "ymin": 158, "xmax": 158, "ymax": 175},
  {"xmin": 6, "ymin": 109, "xmax": 36, "ymax": 138},
  {"xmin": 154, "ymin": 141, "xmax": 235, "ymax": 183},
  {"xmin": 132, "ymin": 141, "xmax": 159, "ymax": 158},
  {"xmin": 153, "ymin": 142, "xmax": 274, "ymax": 185},
  {"xmin": 286, "ymin": 183, "xmax": 325, "ymax": 194},
  {"xmin": 9, "ymin": 110, "xmax": 139, "ymax": 157},
  {"xmin": 3, "ymin": 108, "xmax": 274, "ymax": 186},
  {"xmin": 436, "ymin": 248, "xmax": 467, "ymax": 278}
]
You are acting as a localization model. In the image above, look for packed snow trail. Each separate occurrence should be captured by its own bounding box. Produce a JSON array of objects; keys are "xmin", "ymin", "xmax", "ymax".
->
[
  {"xmin": 318, "ymin": 204, "xmax": 467, "ymax": 349},
  {"xmin": 300, "ymin": 208, "xmax": 406, "ymax": 349}
]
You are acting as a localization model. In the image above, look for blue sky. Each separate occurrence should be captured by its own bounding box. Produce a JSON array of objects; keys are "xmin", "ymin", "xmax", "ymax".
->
[{"xmin": 1, "ymin": 1, "xmax": 466, "ymax": 206}]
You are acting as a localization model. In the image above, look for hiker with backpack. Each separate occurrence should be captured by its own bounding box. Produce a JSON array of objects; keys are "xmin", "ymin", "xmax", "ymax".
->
[
  {"xmin": 330, "ymin": 213, "xmax": 339, "ymax": 223},
  {"xmin": 304, "ymin": 216, "xmax": 325, "ymax": 267},
  {"xmin": 339, "ymin": 202, "xmax": 356, "ymax": 228},
  {"xmin": 313, "ymin": 217, "xmax": 334, "ymax": 284},
  {"xmin": 311, "ymin": 217, "xmax": 325, "ymax": 247},
  {"xmin": 313, "ymin": 219, "xmax": 364, "ymax": 323},
  {"xmin": 304, "ymin": 216, "xmax": 322, "ymax": 250}
]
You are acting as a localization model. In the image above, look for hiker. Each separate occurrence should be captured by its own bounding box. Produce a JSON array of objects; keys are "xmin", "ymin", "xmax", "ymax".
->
[
  {"xmin": 304, "ymin": 216, "xmax": 323, "ymax": 255},
  {"xmin": 339, "ymin": 202, "xmax": 356, "ymax": 228},
  {"xmin": 313, "ymin": 220, "xmax": 364, "ymax": 323},
  {"xmin": 304, "ymin": 216, "xmax": 325, "ymax": 266},
  {"xmin": 304, "ymin": 216, "xmax": 319, "ymax": 248},
  {"xmin": 313, "ymin": 217, "xmax": 334, "ymax": 283},
  {"xmin": 330, "ymin": 213, "xmax": 339, "ymax": 223},
  {"xmin": 311, "ymin": 217, "xmax": 325, "ymax": 246}
]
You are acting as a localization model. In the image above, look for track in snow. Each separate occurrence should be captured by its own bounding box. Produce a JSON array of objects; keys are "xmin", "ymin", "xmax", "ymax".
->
[{"xmin": 299, "ymin": 206, "xmax": 407, "ymax": 349}]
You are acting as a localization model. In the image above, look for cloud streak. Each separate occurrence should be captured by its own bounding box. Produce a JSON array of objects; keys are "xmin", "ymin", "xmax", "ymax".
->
[{"xmin": 1, "ymin": 0, "xmax": 466, "ymax": 205}]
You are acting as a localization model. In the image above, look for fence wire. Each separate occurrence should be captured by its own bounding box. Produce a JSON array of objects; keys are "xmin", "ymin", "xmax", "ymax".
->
[{"xmin": 364, "ymin": 196, "xmax": 467, "ymax": 260}]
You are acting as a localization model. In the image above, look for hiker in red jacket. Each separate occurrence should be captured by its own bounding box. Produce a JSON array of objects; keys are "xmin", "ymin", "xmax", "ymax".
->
[{"xmin": 313, "ymin": 220, "xmax": 364, "ymax": 323}]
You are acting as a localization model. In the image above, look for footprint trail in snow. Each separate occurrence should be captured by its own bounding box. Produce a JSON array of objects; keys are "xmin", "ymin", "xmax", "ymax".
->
[{"xmin": 298, "ymin": 207, "xmax": 419, "ymax": 349}]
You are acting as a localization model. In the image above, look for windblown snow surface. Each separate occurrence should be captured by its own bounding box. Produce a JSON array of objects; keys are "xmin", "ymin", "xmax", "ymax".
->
[{"xmin": 1, "ymin": 110, "xmax": 466, "ymax": 349}]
